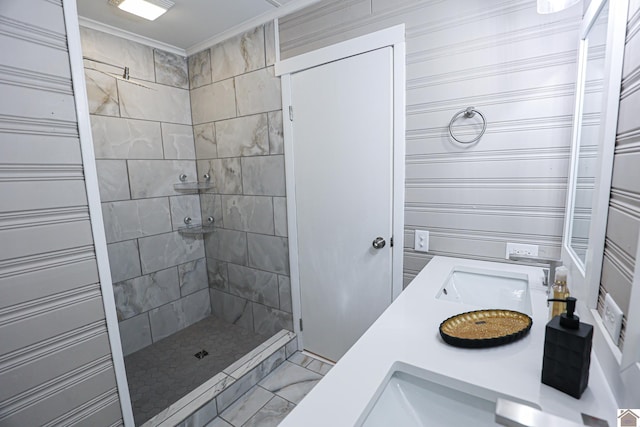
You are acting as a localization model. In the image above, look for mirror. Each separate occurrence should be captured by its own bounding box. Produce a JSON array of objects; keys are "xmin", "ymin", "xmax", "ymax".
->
[
  {"xmin": 564, "ymin": 0, "xmax": 609, "ymax": 275},
  {"xmin": 563, "ymin": 0, "xmax": 639, "ymax": 386}
]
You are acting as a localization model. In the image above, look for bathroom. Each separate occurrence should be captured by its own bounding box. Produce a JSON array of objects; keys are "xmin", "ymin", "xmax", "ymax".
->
[{"xmin": 1, "ymin": 0, "xmax": 639, "ymax": 425}]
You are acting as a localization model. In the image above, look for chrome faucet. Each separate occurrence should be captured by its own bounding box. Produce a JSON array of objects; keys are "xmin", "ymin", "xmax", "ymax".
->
[{"xmin": 508, "ymin": 254, "xmax": 562, "ymax": 294}]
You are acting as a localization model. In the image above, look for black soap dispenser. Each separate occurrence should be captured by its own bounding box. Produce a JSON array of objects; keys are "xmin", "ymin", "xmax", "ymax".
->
[{"xmin": 541, "ymin": 296, "xmax": 593, "ymax": 399}]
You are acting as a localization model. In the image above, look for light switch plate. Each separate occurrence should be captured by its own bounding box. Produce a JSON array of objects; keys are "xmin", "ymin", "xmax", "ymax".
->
[
  {"xmin": 505, "ymin": 242, "xmax": 539, "ymax": 259},
  {"xmin": 603, "ymin": 293, "xmax": 623, "ymax": 345},
  {"xmin": 414, "ymin": 230, "xmax": 429, "ymax": 252}
]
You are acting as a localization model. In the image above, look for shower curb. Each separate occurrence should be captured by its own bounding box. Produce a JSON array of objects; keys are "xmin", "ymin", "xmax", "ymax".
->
[{"xmin": 141, "ymin": 329, "xmax": 297, "ymax": 427}]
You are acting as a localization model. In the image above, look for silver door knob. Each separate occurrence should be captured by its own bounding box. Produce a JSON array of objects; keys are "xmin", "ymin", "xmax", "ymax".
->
[{"xmin": 372, "ymin": 237, "xmax": 386, "ymax": 249}]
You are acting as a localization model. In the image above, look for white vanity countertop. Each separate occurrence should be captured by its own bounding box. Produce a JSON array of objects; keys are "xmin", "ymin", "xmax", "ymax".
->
[{"xmin": 279, "ymin": 256, "xmax": 619, "ymax": 427}]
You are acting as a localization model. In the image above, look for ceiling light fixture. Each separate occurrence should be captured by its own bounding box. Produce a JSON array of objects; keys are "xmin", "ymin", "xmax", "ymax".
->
[
  {"xmin": 537, "ymin": 0, "xmax": 581, "ymax": 14},
  {"xmin": 108, "ymin": 0, "xmax": 175, "ymax": 21}
]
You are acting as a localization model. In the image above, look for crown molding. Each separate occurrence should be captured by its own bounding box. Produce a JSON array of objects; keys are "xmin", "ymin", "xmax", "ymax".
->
[
  {"xmin": 78, "ymin": 0, "xmax": 320, "ymax": 58},
  {"xmin": 77, "ymin": 16, "xmax": 187, "ymax": 56},
  {"xmin": 185, "ymin": 0, "xmax": 322, "ymax": 56}
]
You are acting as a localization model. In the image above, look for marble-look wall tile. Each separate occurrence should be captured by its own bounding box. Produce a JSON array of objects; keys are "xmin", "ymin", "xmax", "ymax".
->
[
  {"xmin": 265, "ymin": 20, "xmax": 277, "ymax": 67},
  {"xmin": 224, "ymin": 348, "xmax": 286, "ymax": 413},
  {"xmin": 80, "ymin": 27, "xmax": 155, "ymax": 81},
  {"xmin": 154, "ymin": 49, "xmax": 189, "ymax": 89},
  {"xmin": 235, "ymin": 67, "xmax": 281, "ymax": 116},
  {"xmin": 278, "ymin": 275, "xmax": 292, "ymax": 313},
  {"xmin": 253, "ymin": 304, "xmax": 293, "ymax": 336},
  {"xmin": 96, "ymin": 160, "xmax": 130, "ymax": 202},
  {"xmin": 207, "ymin": 258, "xmax": 229, "ymax": 291},
  {"xmin": 102, "ymin": 198, "xmax": 172, "ymax": 243},
  {"xmin": 91, "ymin": 115, "xmax": 163, "ymax": 159},
  {"xmin": 200, "ymin": 193, "xmax": 223, "ymax": 225},
  {"xmin": 107, "ymin": 240, "xmax": 142, "ymax": 283},
  {"xmin": 113, "ymin": 267, "xmax": 180, "ymax": 320},
  {"xmin": 161, "ymin": 123, "xmax": 196, "ymax": 159},
  {"xmin": 190, "ymin": 79, "xmax": 236, "ymax": 125},
  {"xmin": 119, "ymin": 313, "xmax": 151, "ymax": 356},
  {"xmin": 128, "ymin": 160, "xmax": 197, "ymax": 199},
  {"xmin": 216, "ymin": 114, "xmax": 269, "ymax": 158},
  {"xmin": 241, "ymin": 155, "xmax": 285, "ymax": 196},
  {"xmin": 228, "ymin": 264, "xmax": 279, "ymax": 309},
  {"xmin": 85, "ymin": 69, "xmax": 119, "ymax": 116},
  {"xmin": 273, "ymin": 197, "xmax": 288, "ymax": 237},
  {"xmin": 216, "ymin": 360, "xmax": 265, "ymax": 414},
  {"xmin": 139, "ymin": 231, "xmax": 205, "ymax": 274},
  {"xmin": 169, "ymin": 194, "xmax": 202, "ymax": 230},
  {"xmin": 210, "ymin": 26, "xmax": 265, "ymax": 82},
  {"xmin": 210, "ymin": 289, "xmax": 253, "ymax": 330},
  {"xmin": 268, "ymin": 111, "xmax": 283, "ymax": 155},
  {"xmin": 247, "ymin": 233, "xmax": 289, "ymax": 275},
  {"xmin": 188, "ymin": 49, "xmax": 212, "ymax": 89},
  {"xmin": 205, "ymin": 228, "xmax": 247, "ymax": 265},
  {"xmin": 197, "ymin": 158, "xmax": 242, "ymax": 194},
  {"xmin": 118, "ymin": 79, "xmax": 192, "ymax": 125},
  {"xmin": 178, "ymin": 258, "xmax": 208, "ymax": 296},
  {"xmin": 222, "ymin": 195, "xmax": 274, "ymax": 234},
  {"xmin": 262, "ymin": 345, "xmax": 288, "ymax": 375},
  {"xmin": 149, "ymin": 288, "xmax": 211, "ymax": 341},
  {"xmin": 285, "ymin": 337, "xmax": 298, "ymax": 359},
  {"xmin": 194, "ymin": 123, "xmax": 217, "ymax": 159},
  {"xmin": 177, "ymin": 398, "xmax": 218, "ymax": 427}
]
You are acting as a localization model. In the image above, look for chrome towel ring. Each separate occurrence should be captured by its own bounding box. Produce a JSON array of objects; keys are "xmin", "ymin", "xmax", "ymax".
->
[{"xmin": 448, "ymin": 107, "xmax": 487, "ymax": 144}]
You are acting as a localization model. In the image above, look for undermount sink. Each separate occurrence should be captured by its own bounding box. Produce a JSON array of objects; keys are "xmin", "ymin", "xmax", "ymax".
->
[
  {"xmin": 435, "ymin": 266, "xmax": 532, "ymax": 315},
  {"xmin": 359, "ymin": 363, "xmax": 540, "ymax": 427}
]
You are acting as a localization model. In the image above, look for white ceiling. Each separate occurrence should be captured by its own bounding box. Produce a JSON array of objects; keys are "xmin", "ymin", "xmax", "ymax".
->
[{"xmin": 76, "ymin": 0, "xmax": 307, "ymax": 54}]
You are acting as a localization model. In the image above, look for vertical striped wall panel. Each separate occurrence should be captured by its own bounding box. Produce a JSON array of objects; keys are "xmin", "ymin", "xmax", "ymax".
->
[
  {"xmin": 0, "ymin": 0, "xmax": 124, "ymax": 425},
  {"xmin": 598, "ymin": 0, "xmax": 640, "ymax": 349},
  {"xmin": 279, "ymin": 0, "xmax": 582, "ymax": 282}
]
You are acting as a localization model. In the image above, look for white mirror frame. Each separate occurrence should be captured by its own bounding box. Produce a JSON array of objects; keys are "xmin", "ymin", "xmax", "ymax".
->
[
  {"xmin": 562, "ymin": 0, "xmax": 610, "ymax": 302},
  {"xmin": 562, "ymin": 0, "xmax": 640, "ymax": 406},
  {"xmin": 561, "ymin": 12, "xmax": 588, "ymax": 282},
  {"xmin": 563, "ymin": 0, "xmax": 626, "ymax": 309},
  {"xmin": 582, "ymin": 0, "xmax": 627, "ymax": 312}
]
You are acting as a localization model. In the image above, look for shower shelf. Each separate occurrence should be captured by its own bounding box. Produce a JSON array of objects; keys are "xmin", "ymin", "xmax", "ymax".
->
[
  {"xmin": 178, "ymin": 216, "xmax": 215, "ymax": 235},
  {"xmin": 178, "ymin": 223, "xmax": 215, "ymax": 235},
  {"xmin": 174, "ymin": 181, "xmax": 215, "ymax": 191},
  {"xmin": 174, "ymin": 173, "xmax": 214, "ymax": 192}
]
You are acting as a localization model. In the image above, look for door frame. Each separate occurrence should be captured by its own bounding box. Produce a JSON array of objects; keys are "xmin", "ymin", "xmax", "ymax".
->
[
  {"xmin": 275, "ymin": 25, "xmax": 406, "ymax": 351},
  {"xmin": 63, "ymin": 1, "xmax": 134, "ymax": 424}
]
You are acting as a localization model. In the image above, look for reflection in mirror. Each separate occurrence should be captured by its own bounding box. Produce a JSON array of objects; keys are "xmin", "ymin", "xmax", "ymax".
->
[{"xmin": 568, "ymin": 1, "xmax": 608, "ymax": 267}]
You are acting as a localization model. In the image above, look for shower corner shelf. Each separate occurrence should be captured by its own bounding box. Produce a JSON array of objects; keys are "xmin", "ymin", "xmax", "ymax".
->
[
  {"xmin": 178, "ymin": 216, "xmax": 215, "ymax": 235},
  {"xmin": 174, "ymin": 173, "xmax": 214, "ymax": 192},
  {"xmin": 174, "ymin": 182, "xmax": 215, "ymax": 191},
  {"xmin": 178, "ymin": 223, "xmax": 215, "ymax": 235}
]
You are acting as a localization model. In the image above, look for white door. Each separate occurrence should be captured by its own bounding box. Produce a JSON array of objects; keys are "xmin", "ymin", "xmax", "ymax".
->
[{"xmin": 290, "ymin": 47, "xmax": 394, "ymax": 361}]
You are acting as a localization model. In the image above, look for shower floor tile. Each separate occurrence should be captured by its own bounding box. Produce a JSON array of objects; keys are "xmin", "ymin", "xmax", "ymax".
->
[{"xmin": 124, "ymin": 315, "xmax": 268, "ymax": 426}]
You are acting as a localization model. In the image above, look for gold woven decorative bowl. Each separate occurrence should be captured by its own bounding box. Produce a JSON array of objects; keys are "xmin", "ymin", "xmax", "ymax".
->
[{"xmin": 439, "ymin": 309, "xmax": 532, "ymax": 348}]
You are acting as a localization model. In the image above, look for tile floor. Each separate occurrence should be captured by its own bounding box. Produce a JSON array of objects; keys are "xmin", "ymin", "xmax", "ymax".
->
[
  {"xmin": 204, "ymin": 352, "xmax": 333, "ymax": 427},
  {"xmin": 125, "ymin": 315, "xmax": 268, "ymax": 425}
]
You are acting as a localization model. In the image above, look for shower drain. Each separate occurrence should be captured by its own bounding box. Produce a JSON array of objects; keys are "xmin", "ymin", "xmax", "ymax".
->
[{"xmin": 194, "ymin": 350, "xmax": 209, "ymax": 359}]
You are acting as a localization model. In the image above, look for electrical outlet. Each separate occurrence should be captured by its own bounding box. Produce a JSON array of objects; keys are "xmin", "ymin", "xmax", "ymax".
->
[
  {"xmin": 414, "ymin": 230, "xmax": 429, "ymax": 252},
  {"xmin": 603, "ymin": 293, "xmax": 623, "ymax": 345},
  {"xmin": 505, "ymin": 242, "xmax": 539, "ymax": 259}
]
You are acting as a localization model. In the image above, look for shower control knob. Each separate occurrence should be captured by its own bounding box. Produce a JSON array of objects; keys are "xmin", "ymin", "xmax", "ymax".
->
[{"xmin": 372, "ymin": 237, "xmax": 386, "ymax": 249}]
